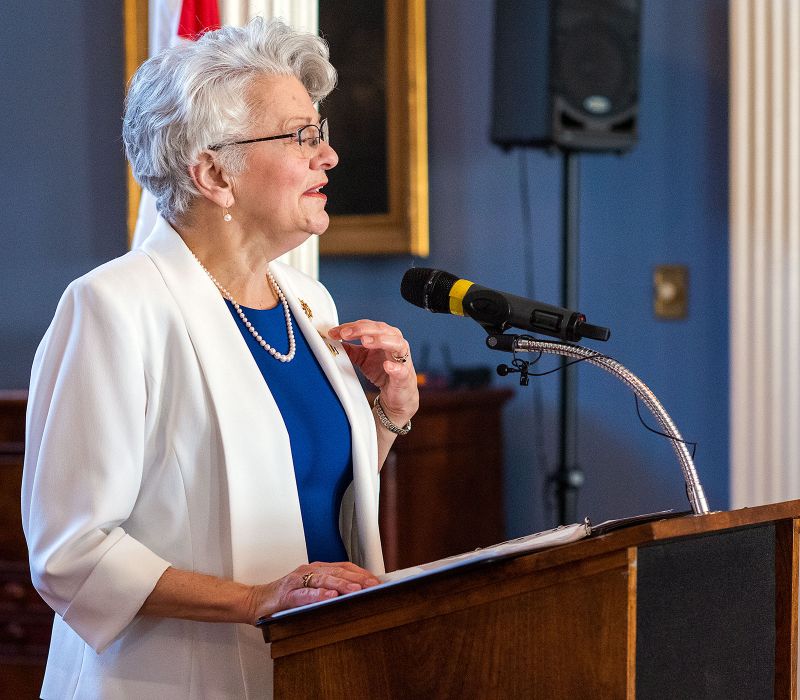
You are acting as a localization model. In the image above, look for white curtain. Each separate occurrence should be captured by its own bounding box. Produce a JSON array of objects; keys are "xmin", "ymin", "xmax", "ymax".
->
[
  {"xmin": 730, "ymin": 0, "xmax": 800, "ymax": 506},
  {"xmin": 132, "ymin": 0, "xmax": 320, "ymax": 279},
  {"xmin": 220, "ymin": 1, "xmax": 316, "ymax": 33},
  {"xmin": 220, "ymin": 0, "xmax": 319, "ymax": 278}
]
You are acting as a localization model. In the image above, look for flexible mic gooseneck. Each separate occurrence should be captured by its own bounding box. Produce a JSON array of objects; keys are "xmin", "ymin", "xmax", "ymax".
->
[{"xmin": 400, "ymin": 268, "xmax": 610, "ymax": 342}]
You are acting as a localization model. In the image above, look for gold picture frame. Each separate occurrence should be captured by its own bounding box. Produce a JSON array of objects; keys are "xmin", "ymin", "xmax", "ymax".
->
[
  {"xmin": 123, "ymin": 0, "xmax": 428, "ymax": 256},
  {"xmin": 318, "ymin": 0, "xmax": 429, "ymax": 256}
]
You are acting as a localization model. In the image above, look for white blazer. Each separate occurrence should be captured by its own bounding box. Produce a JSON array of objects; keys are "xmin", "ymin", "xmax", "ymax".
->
[{"xmin": 22, "ymin": 217, "xmax": 384, "ymax": 699}]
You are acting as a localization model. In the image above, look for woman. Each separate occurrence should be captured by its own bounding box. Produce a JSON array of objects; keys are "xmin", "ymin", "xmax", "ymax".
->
[{"xmin": 22, "ymin": 17, "xmax": 418, "ymax": 699}]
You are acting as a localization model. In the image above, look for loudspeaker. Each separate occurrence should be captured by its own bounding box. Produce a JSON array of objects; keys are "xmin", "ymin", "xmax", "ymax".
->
[{"xmin": 491, "ymin": 0, "xmax": 641, "ymax": 152}]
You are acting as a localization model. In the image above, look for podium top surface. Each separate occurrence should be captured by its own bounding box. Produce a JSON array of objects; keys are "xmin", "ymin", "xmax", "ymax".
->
[{"xmin": 261, "ymin": 500, "xmax": 800, "ymax": 651}]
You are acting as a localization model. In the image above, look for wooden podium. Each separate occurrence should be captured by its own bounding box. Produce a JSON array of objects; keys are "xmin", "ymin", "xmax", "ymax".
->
[{"xmin": 261, "ymin": 501, "xmax": 800, "ymax": 699}]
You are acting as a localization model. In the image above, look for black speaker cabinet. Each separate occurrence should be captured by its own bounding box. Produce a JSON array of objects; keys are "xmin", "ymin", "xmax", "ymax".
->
[{"xmin": 492, "ymin": 0, "xmax": 641, "ymax": 152}]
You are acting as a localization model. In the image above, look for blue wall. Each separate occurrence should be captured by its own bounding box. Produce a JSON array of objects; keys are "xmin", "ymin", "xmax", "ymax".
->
[
  {"xmin": 0, "ymin": 0, "xmax": 728, "ymax": 535},
  {"xmin": 320, "ymin": 0, "xmax": 729, "ymax": 533},
  {"xmin": 0, "ymin": 3, "xmax": 128, "ymax": 387}
]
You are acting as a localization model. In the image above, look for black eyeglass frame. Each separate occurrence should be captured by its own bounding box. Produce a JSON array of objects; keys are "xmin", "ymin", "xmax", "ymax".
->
[{"xmin": 209, "ymin": 118, "xmax": 328, "ymax": 151}]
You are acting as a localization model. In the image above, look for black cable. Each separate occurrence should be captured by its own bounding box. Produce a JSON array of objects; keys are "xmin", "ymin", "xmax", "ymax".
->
[
  {"xmin": 517, "ymin": 151, "xmax": 552, "ymax": 525},
  {"xmin": 503, "ymin": 345, "xmax": 699, "ymax": 460},
  {"xmin": 518, "ymin": 152, "xmax": 536, "ymax": 298},
  {"xmin": 523, "ymin": 353, "xmax": 592, "ymax": 377},
  {"xmin": 634, "ymin": 394, "xmax": 697, "ymax": 458}
]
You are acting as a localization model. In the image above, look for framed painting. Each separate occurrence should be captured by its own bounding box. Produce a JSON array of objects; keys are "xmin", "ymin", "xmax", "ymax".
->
[
  {"xmin": 317, "ymin": 0, "xmax": 429, "ymax": 256},
  {"xmin": 123, "ymin": 0, "xmax": 428, "ymax": 256}
]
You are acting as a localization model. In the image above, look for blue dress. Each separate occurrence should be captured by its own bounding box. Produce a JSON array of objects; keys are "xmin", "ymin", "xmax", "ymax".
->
[{"xmin": 226, "ymin": 300, "xmax": 353, "ymax": 563}]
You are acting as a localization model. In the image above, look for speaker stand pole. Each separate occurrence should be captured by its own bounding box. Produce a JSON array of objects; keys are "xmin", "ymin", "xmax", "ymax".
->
[{"xmin": 553, "ymin": 150, "xmax": 584, "ymax": 525}]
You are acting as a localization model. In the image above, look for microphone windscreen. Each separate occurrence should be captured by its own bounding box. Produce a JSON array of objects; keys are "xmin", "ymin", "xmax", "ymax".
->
[{"xmin": 401, "ymin": 268, "xmax": 459, "ymax": 312}]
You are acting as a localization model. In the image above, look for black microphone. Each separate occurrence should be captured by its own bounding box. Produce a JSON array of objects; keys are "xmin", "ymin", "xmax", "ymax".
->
[{"xmin": 400, "ymin": 268, "xmax": 610, "ymax": 342}]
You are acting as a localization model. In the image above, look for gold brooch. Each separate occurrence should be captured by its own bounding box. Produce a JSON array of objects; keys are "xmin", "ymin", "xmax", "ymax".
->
[
  {"xmin": 299, "ymin": 299, "xmax": 313, "ymax": 320},
  {"xmin": 319, "ymin": 333, "xmax": 340, "ymax": 356}
]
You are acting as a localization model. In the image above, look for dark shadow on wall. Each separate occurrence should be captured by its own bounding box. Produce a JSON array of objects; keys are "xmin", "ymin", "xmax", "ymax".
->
[{"xmin": 80, "ymin": 1, "xmax": 128, "ymax": 262}]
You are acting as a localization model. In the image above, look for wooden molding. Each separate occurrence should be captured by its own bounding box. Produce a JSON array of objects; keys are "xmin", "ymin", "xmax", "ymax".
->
[{"xmin": 123, "ymin": 0, "xmax": 148, "ymax": 246}]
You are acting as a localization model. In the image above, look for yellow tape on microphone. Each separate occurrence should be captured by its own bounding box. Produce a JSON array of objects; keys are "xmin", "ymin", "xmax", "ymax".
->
[{"xmin": 448, "ymin": 279, "xmax": 474, "ymax": 316}]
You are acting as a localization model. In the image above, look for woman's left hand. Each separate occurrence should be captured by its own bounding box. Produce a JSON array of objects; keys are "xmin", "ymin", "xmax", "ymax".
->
[{"xmin": 329, "ymin": 320, "xmax": 419, "ymax": 425}]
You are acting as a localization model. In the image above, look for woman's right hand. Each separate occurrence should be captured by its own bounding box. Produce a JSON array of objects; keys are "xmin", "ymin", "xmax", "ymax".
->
[{"xmin": 246, "ymin": 561, "xmax": 381, "ymax": 623}]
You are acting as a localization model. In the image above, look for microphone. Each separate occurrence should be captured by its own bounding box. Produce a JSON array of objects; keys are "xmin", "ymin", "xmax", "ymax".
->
[{"xmin": 400, "ymin": 268, "xmax": 610, "ymax": 342}]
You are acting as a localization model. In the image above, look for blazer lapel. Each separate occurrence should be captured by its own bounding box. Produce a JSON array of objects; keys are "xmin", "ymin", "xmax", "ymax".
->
[{"xmin": 141, "ymin": 218, "xmax": 308, "ymax": 583}]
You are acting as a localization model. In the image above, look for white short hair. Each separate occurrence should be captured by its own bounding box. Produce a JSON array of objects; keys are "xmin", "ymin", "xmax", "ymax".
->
[{"xmin": 123, "ymin": 17, "xmax": 337, "ymax": 223}]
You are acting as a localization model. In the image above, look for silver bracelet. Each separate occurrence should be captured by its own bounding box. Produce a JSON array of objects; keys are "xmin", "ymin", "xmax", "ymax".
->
[{"xmin": 372, "ymin": 395, "xmax": 412, "ymax": 436}]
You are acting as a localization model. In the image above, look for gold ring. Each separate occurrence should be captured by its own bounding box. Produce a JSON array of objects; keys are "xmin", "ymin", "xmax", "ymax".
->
[
  {"xmin": 302, "ymin": 573, "xmax": 314, "ymax": 588},
  {"xmin": 391, "ymin": 350, "xmax": 409, "ymax": 363}
]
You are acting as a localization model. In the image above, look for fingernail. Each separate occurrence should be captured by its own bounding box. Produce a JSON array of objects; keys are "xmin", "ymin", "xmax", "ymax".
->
[
  {"xmin": 366, "ymin": 578, "xmax": 380, "ymax": 586},
  {"xmin": 362, "ymin": 336, "xmax": 373, "ymax": 345},
  {"xmin": 324, "ymin": 590, "xmax": 338, "ymax": 598},
  {"xmin": 341, "ymin": 328, "xmax": 353, "ymax": 338},
  {"xmin": 347, "ymin": 583, "xmax": 361, "ymax": 591}
]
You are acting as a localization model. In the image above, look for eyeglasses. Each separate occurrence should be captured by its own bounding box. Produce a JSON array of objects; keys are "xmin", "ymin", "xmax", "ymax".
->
[{"xmin": 209, "ymin": 119, "xmax": 329, "ymax": 157}]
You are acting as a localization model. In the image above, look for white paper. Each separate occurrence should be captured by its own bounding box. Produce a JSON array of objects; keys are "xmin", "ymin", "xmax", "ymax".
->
[
  {"xmin": 380, "ymin": 521, "xmax": 590, "ymax": 583},
  {"xmin": 268, "ymin": 522, "xmax": 590, "ymax": 620}
]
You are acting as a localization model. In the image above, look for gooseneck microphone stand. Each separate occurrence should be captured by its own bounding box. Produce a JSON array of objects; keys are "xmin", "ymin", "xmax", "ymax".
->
[{"xmin": 488, "ymin": 334, "xmax": 710, "ymax": 516}]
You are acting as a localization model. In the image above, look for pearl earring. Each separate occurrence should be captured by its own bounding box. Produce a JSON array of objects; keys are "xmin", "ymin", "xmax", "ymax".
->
[{"xmin": 223, "ymin": 207, "xmax": 232, "ymax": 222}]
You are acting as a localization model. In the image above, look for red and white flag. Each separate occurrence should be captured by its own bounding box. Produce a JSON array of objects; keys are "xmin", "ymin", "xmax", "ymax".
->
[{"xmin": 131, "ymin": 0, "xmax": 220, "ymax": 248}]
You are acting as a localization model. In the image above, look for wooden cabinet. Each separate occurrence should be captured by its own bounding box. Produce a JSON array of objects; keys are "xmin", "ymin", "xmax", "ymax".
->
[
  {"xmin": 0, "ymin": 391, "xmax": 47, "ymax": 697},
  {"xmin": 378, "ymin": 387, "xmax": 513, "ymax": 571}
]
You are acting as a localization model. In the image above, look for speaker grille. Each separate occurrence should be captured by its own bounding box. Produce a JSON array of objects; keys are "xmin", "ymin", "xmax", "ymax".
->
[
  {"xmin": 552, "ymin": 0, "xmax": 640, "ymax": 121},
  {"xmin": 491, "ymin": 0, "xmax": 641, "ymax": 152},
  {"xmin": 637, "ymin": 525, "xmax": 775, "ymax": 698}
]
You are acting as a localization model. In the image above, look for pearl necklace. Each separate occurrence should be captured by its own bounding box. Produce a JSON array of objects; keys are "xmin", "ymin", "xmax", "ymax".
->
[{"xmin": 194, "ymin": 255, "xmax": 296, "ymax": 363}]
